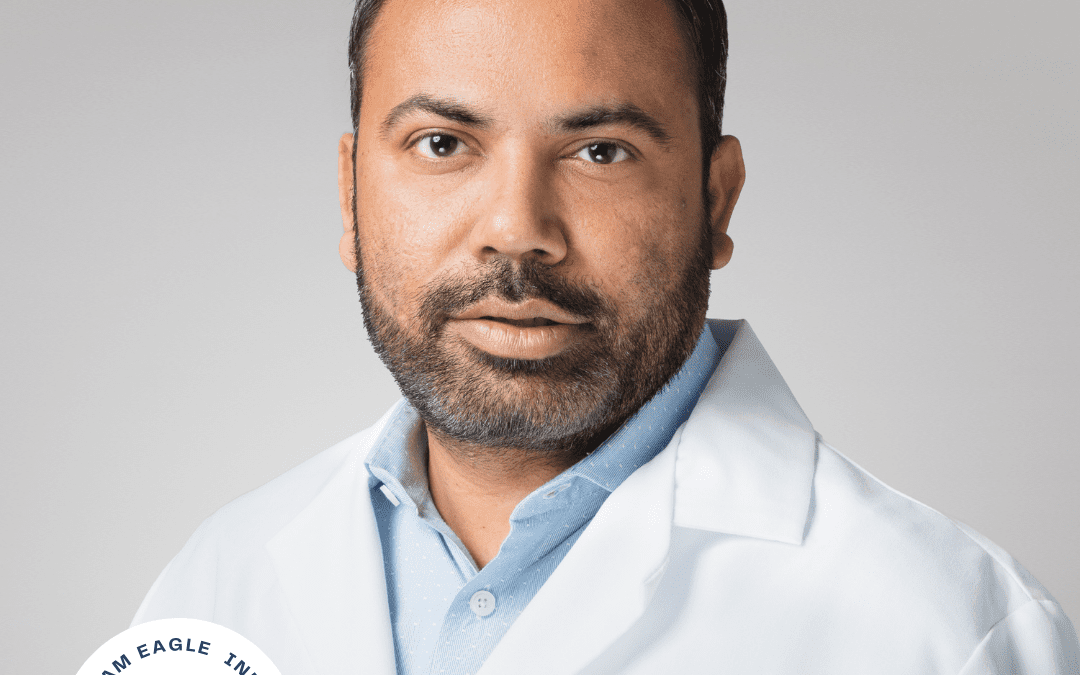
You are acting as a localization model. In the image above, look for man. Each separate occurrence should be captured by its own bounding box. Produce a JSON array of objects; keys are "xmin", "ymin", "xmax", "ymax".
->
[{"xmin": 132, "ymin": 0, "xmax": 1079, "ymax": 672}]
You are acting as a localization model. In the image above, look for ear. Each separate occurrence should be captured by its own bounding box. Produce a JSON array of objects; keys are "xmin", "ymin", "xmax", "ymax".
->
[
  {"xmin": 338, "ymin": 132, "xmax": 359, "ymax": 272},
  {"xmin": 706, "ymin": 135, "xmax": 745, "ymax": 270}
]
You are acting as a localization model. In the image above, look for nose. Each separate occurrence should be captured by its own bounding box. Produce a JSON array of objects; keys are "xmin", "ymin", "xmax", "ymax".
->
[{"xmin": 467, "ymin": 150, "xmax": 568, "ymax": 266}]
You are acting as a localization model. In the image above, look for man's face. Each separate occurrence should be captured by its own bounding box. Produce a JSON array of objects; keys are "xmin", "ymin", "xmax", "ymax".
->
[{"xmin": 340, "ymin": 0, "xmax": 743, "ymax": 458}]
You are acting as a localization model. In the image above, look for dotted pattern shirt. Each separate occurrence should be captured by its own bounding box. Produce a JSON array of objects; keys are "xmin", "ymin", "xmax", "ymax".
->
[{"xmin": 365, "ymin": 328, "xmax": 720, "ymax": 675}]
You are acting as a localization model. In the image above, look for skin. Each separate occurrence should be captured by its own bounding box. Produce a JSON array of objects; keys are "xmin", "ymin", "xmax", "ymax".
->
[{"xmin": 338, "ymin": 0, "xmax": 745, "ymax": 567}]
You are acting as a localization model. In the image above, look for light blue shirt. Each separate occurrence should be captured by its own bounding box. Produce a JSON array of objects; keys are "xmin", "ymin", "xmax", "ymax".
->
[{"xmin": 366, "ymin": 327, "xmax": 720, "ymax": 675}]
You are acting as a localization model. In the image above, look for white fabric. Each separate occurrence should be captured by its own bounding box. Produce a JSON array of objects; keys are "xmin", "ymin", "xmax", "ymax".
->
[{"xmin": 133, "ymin": 319, "xmax": 1080, "ymax": 674}]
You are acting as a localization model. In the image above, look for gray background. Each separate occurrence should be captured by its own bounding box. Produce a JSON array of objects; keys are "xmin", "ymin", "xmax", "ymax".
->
[{"xmin": 1, "ymin": 0, "xmax": 1076, "ymax": 671}]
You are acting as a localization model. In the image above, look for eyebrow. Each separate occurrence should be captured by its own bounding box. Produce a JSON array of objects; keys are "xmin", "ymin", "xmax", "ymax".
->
[
  {"xmin": 380, "ymin": 94, "xmax": 674, "ymax": 146},
  {"xmin": 553, "ymin": 103, "xmax": 674, "ymax": 145},
  {"xmin": 381, "ymin": 93, "xmax": 495, "ymax": 136}
]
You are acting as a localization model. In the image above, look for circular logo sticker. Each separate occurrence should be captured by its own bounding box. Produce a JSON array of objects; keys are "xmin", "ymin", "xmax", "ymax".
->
[{"xmin": 76, "ymin": 618, "xmax": 281, "ymax": 675}]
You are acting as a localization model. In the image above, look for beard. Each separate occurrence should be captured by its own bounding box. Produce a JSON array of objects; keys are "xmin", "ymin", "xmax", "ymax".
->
[{"xmin": 355, "ymin": 217, "xmax": 713, "ymax": 463}]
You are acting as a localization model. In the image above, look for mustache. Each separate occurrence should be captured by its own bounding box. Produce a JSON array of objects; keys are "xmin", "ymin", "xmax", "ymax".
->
[{"xmin": 418, "ymin": 258, "xmax": 611, "ymax": 327}]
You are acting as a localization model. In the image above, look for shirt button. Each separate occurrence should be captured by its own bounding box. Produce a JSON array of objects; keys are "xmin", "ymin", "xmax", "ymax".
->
[{"xmin": 469, "ymin": 590, "xmax": 496, "ymax": 617}]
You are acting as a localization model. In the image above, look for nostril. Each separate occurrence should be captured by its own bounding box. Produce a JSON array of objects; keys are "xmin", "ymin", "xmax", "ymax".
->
[{"xmin": 470, "ymin": 220, "xmax": 568, "ymax": 266}]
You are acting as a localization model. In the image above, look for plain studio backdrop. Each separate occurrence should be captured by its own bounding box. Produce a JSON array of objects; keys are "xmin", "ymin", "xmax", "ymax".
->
[{"xmin": 1, "ymin": 0, "xmax": 1076, "ymax": 671}]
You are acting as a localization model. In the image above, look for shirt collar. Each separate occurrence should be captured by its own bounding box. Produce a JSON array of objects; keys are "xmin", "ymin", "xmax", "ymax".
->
[
  {"xmin": 364, "ymin": 401, "xmax": 427, "ymax": 511},
  {"xmin": 568, "ymin": 326, "xmax": 719, "ymax": 492}
]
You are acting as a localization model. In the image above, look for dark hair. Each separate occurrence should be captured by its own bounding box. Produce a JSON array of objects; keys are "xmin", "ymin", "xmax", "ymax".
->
[{"xmin": 348, "ymin": 0, "xmax": 728, "ymax": 163}]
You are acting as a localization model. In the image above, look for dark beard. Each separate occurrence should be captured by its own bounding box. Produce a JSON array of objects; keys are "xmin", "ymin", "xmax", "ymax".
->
[{"xmin": 355, "ymin": 220, "xmax": 712, "ymax": 463}]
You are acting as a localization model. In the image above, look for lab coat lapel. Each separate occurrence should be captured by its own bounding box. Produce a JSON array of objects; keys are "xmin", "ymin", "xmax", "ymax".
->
[
  {"xmin": 477, "ymin": 432, "xmax": 679, "ymax": 675},
  {"xmin": 266, "ymin": 441, "xmax": 397, "ymax": 675},
  {"xmin": 674, "ymin": 320, "xmax": 816, "ymax": 542}
]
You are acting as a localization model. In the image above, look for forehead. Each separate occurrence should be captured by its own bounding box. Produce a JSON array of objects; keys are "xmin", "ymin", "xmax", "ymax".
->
[{"xmin": 361, "ymin": 0, "xmax": 696, "ymax": 132}]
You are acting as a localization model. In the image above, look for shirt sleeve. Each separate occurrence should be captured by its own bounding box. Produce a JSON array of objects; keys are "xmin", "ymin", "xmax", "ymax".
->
[{"xmin": 958, "ymin": 599, "xmax": 1080, "ymax": 674}]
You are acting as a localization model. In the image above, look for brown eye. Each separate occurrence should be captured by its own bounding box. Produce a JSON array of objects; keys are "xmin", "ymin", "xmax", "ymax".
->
[
  {"xmin": 576, "ymin": 142, "xmax": 630, "ymax": 164},
  {"xmin": 417, "ymin": 133, "xmax": 463, "ymax": 158}
]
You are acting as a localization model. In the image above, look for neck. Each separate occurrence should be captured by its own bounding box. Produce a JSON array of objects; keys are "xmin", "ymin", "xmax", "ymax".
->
[{"xmin": 425, "ymin": 428, "xmax": 577, "ymax": 569}]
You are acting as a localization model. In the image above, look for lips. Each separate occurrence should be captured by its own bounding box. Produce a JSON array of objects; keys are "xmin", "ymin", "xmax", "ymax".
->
[
  {"xmin": 446, "ymin": 297, "xmax": 588, "ymax": 360},
  {"xmin": 452, "ymin": 297, "xmax": 588, "ymax": 326}
]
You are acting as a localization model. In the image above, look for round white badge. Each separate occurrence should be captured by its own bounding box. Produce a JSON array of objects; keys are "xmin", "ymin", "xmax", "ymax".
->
[{"xmin": 76, "ymin": 618, "xmax": 281, "ymax": 675}]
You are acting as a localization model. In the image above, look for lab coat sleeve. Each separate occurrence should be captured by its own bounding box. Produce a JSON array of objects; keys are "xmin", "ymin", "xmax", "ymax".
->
[{"xmin": 958, "ymin": 599, "xmax": 1080, "ymax": 674}]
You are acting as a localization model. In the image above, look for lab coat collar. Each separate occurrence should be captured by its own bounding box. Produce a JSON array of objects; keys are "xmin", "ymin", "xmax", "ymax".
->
[{"xmin": 673, "ymin": 319, "xmax": 816, "ymax": 544}]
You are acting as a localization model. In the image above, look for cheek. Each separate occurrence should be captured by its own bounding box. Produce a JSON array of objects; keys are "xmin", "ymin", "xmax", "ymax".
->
[
  {"xmin": 354, "ymin": 215, "xmax": 438, "ymax": 322},
  {"xmin": 355, "ymin": 161, "xmax": 470, "ymax": 309},
  {"xmin": 570, "ymin": 194, "xmax": 701, "ymax": 305}
]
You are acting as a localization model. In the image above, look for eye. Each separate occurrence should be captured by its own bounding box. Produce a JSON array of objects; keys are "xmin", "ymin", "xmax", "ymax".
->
[
  {"xmin": 575, "ymin": 142, "xmax": 631, "ymax": 165},
  {"xmin": 415, "ymin": 133, "xmax": 466, "ymax": 159}
]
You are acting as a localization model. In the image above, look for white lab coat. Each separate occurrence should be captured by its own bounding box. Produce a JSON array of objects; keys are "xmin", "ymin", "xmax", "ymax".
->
[{"xmin": 133, "ymin": 319, "xmax": 1079, "ymax": 674}]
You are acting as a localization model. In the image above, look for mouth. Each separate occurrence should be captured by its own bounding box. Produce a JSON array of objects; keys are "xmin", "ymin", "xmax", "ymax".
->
[
  {"xmin": 479, "ymin": 316, "xmax": 561, "ymax": 328},
  {"xmin": 446, "ymin": 298, "xmax": 588, "ymax": 360},
  {"xmin": 452, "ymin": 296, "xmax": 587, "ymax": 325}
]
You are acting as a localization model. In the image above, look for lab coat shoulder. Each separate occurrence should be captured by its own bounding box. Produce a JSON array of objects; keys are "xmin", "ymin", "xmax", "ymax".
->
[
  {"xmin": 805, "ymin": 438, "xmax": 1079, "ymax": 673},
  {"xmin": 814, "ymin": 438, "xmax": 1054, "ymax": 607},
  {"xmin": 130, "ymin": 417, "xmax": 390, "ymax": 674}
]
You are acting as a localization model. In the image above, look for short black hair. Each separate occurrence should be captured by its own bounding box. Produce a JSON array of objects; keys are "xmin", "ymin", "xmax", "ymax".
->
[{"xmin": 348, "ymin": 0, "xmax": 728, "ymax": 164}]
